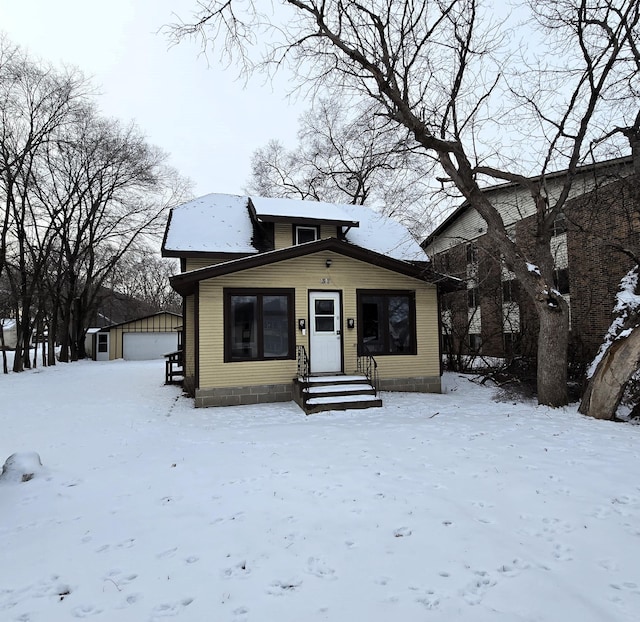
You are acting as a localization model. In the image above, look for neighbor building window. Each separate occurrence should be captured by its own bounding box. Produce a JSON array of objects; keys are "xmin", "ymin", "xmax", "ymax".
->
[
  {"xmin": 98, "ymin": 333, "xmax": 108, "ymax": 353},
  {"xmin": 357, "ymin": 290, "xmax": 416, "ymax": 355},
  {"xmin": 553, "ymin": 268, "xmax": 570, "ymax": 295},
  {"xmin": 294, "ymin": 225, "xmax": 319, "ymax": 245},
  {"xmin": 502, "ymin": 279, "xmax": 516, "ymax": 303},
  {"xmin": 468, "ymin": 333, "xmax": 482, "ymax": 352},
  {"xmin": 468, "ymin": 286, "xmax": 479, "ymax": 309},
  {"xmin": 552, "ymin": 212, "xmax": 567, "ymax": 237},
  {"xmin": 225, "ymin": 289, "xmax": 295, "ymax": 361},
  {"xmin": 466, "ymin": 243, "xmax": 478, "ymax": 265}
]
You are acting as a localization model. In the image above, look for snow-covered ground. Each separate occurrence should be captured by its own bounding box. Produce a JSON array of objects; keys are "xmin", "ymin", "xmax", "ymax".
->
[{"xmin": 1, "ymin": 359, "xmax": 639, "ymax": 622}]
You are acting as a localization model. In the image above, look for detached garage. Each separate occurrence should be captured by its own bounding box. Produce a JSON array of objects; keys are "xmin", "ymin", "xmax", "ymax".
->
[{"xmin": 94, "ymin": 312, "xmax": 182, "ymax": 361}]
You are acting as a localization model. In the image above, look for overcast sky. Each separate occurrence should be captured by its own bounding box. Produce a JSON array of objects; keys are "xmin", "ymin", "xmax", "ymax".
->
[{"xmin": 0, "ymin": 0, "xmax": 305, "ymax": 197}]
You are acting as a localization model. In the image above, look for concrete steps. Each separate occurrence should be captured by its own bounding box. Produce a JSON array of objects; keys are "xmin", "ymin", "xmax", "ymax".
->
[{"xmin": 297, "ymin": 375, "xmax": 382, "ymax": 414}]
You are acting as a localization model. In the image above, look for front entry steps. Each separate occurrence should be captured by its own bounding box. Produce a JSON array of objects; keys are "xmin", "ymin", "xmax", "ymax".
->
[{"xmin": 296, "ymin": 375, "xmax": 382, "ymax": 414}]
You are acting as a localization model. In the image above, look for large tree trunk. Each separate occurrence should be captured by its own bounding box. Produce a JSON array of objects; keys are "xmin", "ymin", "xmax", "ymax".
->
[
  {"xmin": 536, "ymin": 300, "xmax": 570, "ymax": 407},
  {"xmin": 579, "ymin": 326, "xmax": 640, "ymax": 420}
]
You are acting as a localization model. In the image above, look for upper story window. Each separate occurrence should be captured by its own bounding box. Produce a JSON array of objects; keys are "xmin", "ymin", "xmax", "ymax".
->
[
  {"xmin": 295, "ymin": 225, "xmax": 320, "ymax": 245},
  {"xmin": 552, "ymin": 212, "xmax": 567, "ymax": 237},
  {"xmin": 466, "ymin": 243, "xmax": 478, "ymax": 265},
  {"xmin": 553, "ymin": 268, "xmax": 570, "ymax": 295}
]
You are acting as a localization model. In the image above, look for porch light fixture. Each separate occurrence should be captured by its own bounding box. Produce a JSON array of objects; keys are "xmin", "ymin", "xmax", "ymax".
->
[
  {"xmin": 347, "ymin": 318, "xmax": 355, "ymax": 329},
  {"xmin": 325, "ymin": 258, "xmax": 333, "ymax": 268}
]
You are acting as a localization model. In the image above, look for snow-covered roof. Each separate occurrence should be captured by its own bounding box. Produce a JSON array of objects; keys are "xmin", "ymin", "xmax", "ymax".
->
[
  {"xmin": 337, "ymin": 203, "xmax": 426, "ymax": 262},
  {"xmin": 163, "ymin": 193, "xmax": 426, "ymax": 262},
  {"xmin": 163, "ymin": 194, "xmax": 257, "ymax": 255},
  {"xmin": 250, "ymin": 196, "xmax": 359, "ymax": 226}
]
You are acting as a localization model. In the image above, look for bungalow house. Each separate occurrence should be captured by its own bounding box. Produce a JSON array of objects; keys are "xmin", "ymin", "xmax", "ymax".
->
[{"xmin": 162, "ymin": 194, "xmax": 456, "ymax": 412}]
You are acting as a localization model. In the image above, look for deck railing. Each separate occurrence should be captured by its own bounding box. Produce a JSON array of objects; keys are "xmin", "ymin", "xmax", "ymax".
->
[
  {"xmin": 164, "ymin": 349, "xmax": 184, "ymax": 385},
  {"xmin": 357, "ymin": 348, "xmax": 379, "ymax": 396},
  {"xmin": 296, "ymin": 344, "xmax": 310, "ymax": 384}
]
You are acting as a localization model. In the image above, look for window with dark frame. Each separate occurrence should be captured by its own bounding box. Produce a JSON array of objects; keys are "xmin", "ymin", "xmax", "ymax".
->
[
  {"xmin": 552, "ymin": 212, "xmax": 567, "ymax": 237},
  {"xmin": 225, "ymin": 289, "xmax": 295, "ymax": 362},
  {"xmin": 468, "ymin": 333, "xmax": 482, "ymax": 352},
  {"xmin": 502, "ymin": 279, "xmax": 516, "ymax": 303},
  {"xmin": 553, "ymin": 268, "xmax": 570, "ymax": 295},
  {"xmin": 357, "ymin": 290, "xmax": 416, "ymax": 355},
  {"xmin": 468, "ymin": 286, "xmax": 479, "ymax": 308},
  {"xmin": 466, "ymin": 243, "xmax": 478, "ymax": 265}
]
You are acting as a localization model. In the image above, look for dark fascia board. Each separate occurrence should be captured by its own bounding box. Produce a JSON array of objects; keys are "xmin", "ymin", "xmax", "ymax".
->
[
  {"xmin": 247, "ymin": 197, "xmax": 359, "ymax": 228},
  {"xmin": 160, "ymin": 208, "xmax": 174, "ymax": 257},
  {"xmin": 100, "ymin": 310, "xmax": 182, "ymax": 331},
  {"xmin": 171, "ymin": 238, "xmax": 441, "ymax": 296},
  {"xmin": 421, "ymin": 154, "xmax": 634, "ymax": 249},
  {"xmin": 161, "ymin": 249, "xmax": 258, "ymax": 260}
]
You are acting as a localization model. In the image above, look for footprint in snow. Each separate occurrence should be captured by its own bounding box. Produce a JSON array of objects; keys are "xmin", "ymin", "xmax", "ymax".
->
[
  {"xmin": 461, "ymin": 570, "xmax": 497, "ymax": 605},
  {"xmin": 266, "ymin": 579, "xmax": 302, "ymax": 596},
  {"xmin": 149, "ymin": 598, "xmax": 194, "ymax": 619},
  {"xmin": 416, "ymin": 590, "xmax": 440, "ymax": 610},
  {"xmin": 497, "ymin": 558, "xmax": 530, "ymax": 577},
  {"xmin": 71, "ymin": 604, "xmax": 103, "ymax": 618},
  {"xmin": 393, "ymin": 527, "xmax": 412, "ymax": 538},
  {"xmin": 552, "ymin": 543, "xmax": 573, "ymax": 562},
  {"xmin": 222, "ymin": 560, "xmax": 250, "ymax": 579},
  {"xmin": 306, "ymin": 557, "xmax": 336, "ymax": 579}
]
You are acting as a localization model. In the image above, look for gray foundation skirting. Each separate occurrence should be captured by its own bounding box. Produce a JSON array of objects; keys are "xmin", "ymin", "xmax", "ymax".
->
[
  {"xmin": 194, "ymin": 376, "xmax": 441, "ymax": 408},
  {"xmin": 195, "ymin": 383, "xmax": 294, "ymax": 408},
  {"xmin": 378, "ymin": 376, "xmax": 441, "ymax": 393}
]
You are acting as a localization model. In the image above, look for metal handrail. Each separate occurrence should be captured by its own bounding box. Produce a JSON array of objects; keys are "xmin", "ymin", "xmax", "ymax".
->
[
  {"xmin": 296, "ymin": 345, "xmax": 310, "ymax": 384},
  {"xmin": 357, "ymin": 348, "xmax": 379, "ymax": 396}
]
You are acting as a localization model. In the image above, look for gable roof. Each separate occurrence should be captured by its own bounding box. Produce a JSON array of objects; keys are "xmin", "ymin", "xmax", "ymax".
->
[
  {"xmin": 162, "ymin": 194, "xmax": 257, "ymax": 257},
  {"xmin": 249, "ymin": 196, "xmax": 359, "ymax": 227},
  {"xmin": 99, "ymin": 311, "xmax": 182, "ymax": 332},
  {"xmin": 162, "ymin": 193, "xmax": 425, "ymax": 262},
  {"xmin": 422, "ymin": 154, "xmax": 634, "ymax": 249},
  {"xmin": 170, "ymin": 237, "xmax": 459, "ymax": 296}
]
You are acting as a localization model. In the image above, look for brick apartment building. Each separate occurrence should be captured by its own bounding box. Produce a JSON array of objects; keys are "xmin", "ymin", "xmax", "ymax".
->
[{"xmin": 422, "ymin": 156, "xmax": 639, "ymax": 370}]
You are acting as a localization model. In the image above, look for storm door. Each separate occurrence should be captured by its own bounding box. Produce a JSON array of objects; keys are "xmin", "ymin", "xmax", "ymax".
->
[{"xmin": 309, "ymin": 291, "xmax": 342, "ymax": 374}]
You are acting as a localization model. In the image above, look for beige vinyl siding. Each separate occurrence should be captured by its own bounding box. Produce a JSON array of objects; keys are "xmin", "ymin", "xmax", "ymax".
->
[
  {"xmin": 320, "ymin": 224, "xmax": 339, "ymax": 239},
  {"xmin": 196, "ymin": 250, "xmax": 439, "ymax": 390},
  {"xmin": 186, "ymin": 258, "xmax": 218, "ymax": 271},
  {"xmin": 108, "ymin": 313, "xmax": 181, "ymax": 359},
  {"xmin": 274, "ymin": 223, "xmax": 293, "ymax": 249},
  {"xmin": 184, "ymin": 295, "xmax": 196, "ymax": 380},
  {"xmin": 273, "ymin": 223, "xmax": 340, "ymax": 249}
]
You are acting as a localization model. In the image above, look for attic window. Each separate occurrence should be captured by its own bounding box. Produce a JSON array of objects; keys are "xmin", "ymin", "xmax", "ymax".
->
[{"xmin": 295, "ymin": 225, "xmax": 319, "ymax": 245}]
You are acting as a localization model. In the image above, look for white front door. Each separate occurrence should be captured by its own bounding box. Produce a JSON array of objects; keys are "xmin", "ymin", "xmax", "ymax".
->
[{"xmin": 309, "ymin": 291, "xmax": 342, "ymax": 374}]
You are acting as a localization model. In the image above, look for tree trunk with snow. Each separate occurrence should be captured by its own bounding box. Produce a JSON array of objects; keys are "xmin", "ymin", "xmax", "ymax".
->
[
  {"xmin": 579, "ymin": 267, "xmax": 640, "ymax": 420},
  {"xmin": 579, "ymin": 327, "xmax": 640, "ymax": 419}
]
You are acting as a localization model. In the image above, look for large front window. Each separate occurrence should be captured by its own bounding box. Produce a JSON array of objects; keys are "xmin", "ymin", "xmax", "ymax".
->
[
  {"xmin": 225, "ymin": 289, "xmax": 295, "ymax": 361},
  {"xmin": 357, "ymin": 290, "xmax": 416, "ymax": 355}
]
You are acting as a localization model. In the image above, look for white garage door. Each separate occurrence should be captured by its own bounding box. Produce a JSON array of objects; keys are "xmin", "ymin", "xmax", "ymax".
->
[{"xmin": 123, "ymin": 332, "xmax": 178, "ymax": 360}]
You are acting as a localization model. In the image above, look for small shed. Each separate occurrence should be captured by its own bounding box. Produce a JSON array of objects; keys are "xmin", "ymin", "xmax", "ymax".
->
[{"xmin": 93, "ymin": 311, "xmax": 182, "ymax": 361}]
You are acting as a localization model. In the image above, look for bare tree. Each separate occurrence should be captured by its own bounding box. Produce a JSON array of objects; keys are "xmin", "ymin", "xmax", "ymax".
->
[
  {"xmin": 0, "ymin": 40, "xmax": 190, "ymax": 370},
  {"xmin": 168, "ymin": 0, "xmax": 640, "ymax": 406},
  {"xmin": 247, "ymin": 98, "xmax": 435, "ymax": 236},
  {"xmin": 38, "ymin": 106, "xmax": 188, "ymax": 361},
  {"xmin": 0, "ymin": 39, "xmax": 90, "ymax": 371},
  {"xmin": 108, "ymin": 248, "xmax": 182, "ymax": 314}
]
